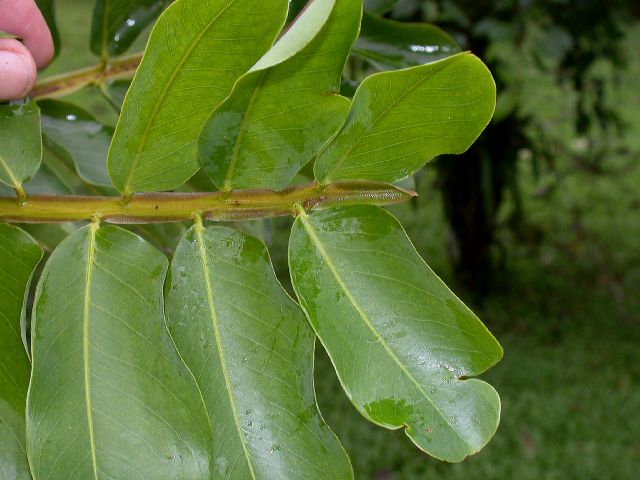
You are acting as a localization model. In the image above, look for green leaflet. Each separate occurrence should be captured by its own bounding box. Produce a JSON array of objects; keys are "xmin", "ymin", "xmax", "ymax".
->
[
  {"xmin": 0, "ymin": 224, "xmax": 43, "ymax": 480},
  {"xmin": 108, "ymin": 0, "xmax": 289, "ymax": 195},
  {"xmin": 91, "ymin": 0, "xmax": 169, "ymax": 58},
  {"xmin": 27, "ymin": 225, "xmax": 213, "ymax": 479},
  {"xmin": 0, "ymin": 99, "xmax": 42, "ymax": 191},
  {"xmin": 314, "ymin": 52, "xmax": 496, "ymax": 184},
  {"xmin": 39, "ymin": 100, "xmax": 114, "ymax": 187},
  {"xmin": 288, "ymin": 205, "xmax": 503, "ymax": 462},
  {"xmin": 165, "ymin": 224, "xmax": 353, "ymax": 479},
  {"xmin": 198, "ymin": 0, "xmax": 361, "ymax": 191},
  {"xmin": 354, "ymin": 12, "xmax": 461, "ymax": 70}
]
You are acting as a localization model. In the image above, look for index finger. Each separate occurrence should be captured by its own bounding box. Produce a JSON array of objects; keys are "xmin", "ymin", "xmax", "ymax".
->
[{"xmin": 0, "ymin": 0, "xmax": 54, "ymax": 68}]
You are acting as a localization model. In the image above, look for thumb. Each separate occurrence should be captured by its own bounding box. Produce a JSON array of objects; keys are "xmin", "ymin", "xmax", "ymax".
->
[{"xmin": 0, "ymin": 38, "xmax": 37, "ymax": 101}]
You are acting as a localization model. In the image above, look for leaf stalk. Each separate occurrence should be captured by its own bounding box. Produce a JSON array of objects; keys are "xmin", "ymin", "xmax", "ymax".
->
[{"xmin": 31, "ymin": 53, "xmax": 143, "ymax": 100}]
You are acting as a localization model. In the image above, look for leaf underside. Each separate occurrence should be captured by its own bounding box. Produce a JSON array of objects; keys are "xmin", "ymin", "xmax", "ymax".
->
[
  {"xmin": 27, "ymin": 225, "xmax": 212, "ymax": 479},
  {"xmin": 314, "ymin": 52, "xmax": 496, "ymax": 184},
  {"xmin": 0, "ymin": 224, "xmax": 43, "ymax": 480},
  {"xmin": 108, "ymin": 0, "xmax": 289, "ymax": 194},
  {"xmin": 166, "ymin": 225, "xmax": 353, "ymax": 479},
  {"xmin": 289, "ymin": 205, "xmax": 503, "ymax": 462},
  {"xmin": 199, "ymin": 0, "xmax": 361, "ymax": 191},
  {"xmin": 0, "ymin": 99, "xmax": 42, "ymax": 190}
]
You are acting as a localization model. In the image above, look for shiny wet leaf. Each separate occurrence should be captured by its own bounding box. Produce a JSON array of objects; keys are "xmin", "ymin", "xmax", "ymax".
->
[
  {"xmin": 91, "ymin": 0, "xmax": 169, "ymax": 58},
  {"xmin": 108, "ymin": 0, "xmax": 289, "ymax": 194},
  {"xmin": 289, "ymin": 205, "xmax": 503, "ymax": 462},
  {"xmin": 27, "ymin": 225, "xmax": 212, "ymax": 479},
  {"xmin": 314, "ymin": 52, "xmax": 496, "ymax": 184},
  {"xmin": 0, "ymin": 99, "xmax": 42, "ymax": 191},
  {"xmin": 354, "ymin": 12, "xmax": 460, "ymax": 70},
  {"xmin": 199, "ymin": 0, "xmax": 360, "ymax": 191},
  {"xmin": 166, "ymin": 225, "xmax": 353, "ymax": 479}
]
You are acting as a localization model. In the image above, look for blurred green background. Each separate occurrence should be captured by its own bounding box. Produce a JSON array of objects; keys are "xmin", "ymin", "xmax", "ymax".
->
[{"xmin": 40, "ymin": 0, "xmax": 640, "ymax": 478}]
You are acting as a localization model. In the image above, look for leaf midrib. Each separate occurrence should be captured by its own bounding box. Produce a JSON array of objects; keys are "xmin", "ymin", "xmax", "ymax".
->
[
  {"xmin": 298, "ymin": 210, "xmax": 471, "ymax": 450},
  {"xmin": 222, "ymin": 71, "xmax": 267, "ymax": 191},
  {"xmin": 0, "ymin": 153, "xmax": 21, "ymax": 190},
  {"xmin": 194, "ymin": 222, "xmax": 258, "ymax": 479},
  {"xmin": 83, "ymin": 224, "xmax": 99, "ymax": 480},
  {"xmin": 122, "ymin": 0, "xmax": 238, "ymax": 195}
]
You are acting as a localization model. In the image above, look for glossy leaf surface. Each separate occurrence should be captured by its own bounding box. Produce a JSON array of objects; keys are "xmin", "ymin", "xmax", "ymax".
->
[
  {"xmin": 108, "ymin": 0, "xmax": 289, "ymax": 195},
  {"xmin": 0, "ymin": 224, "xmax": 42, "ymax": 480},
  {"xmin": 91, "ymin": 0, "xmax": 169, "ymax": 58},
  {"xmin": 165, "ymin": 225, "xmax": 352, "ymax": 479},
  {"xmin": 314, "ymin": 52, "xmax": 496, "ymax": 184},
  {"xmin": 39, "ymin": 100, "xmax": 113, "ymax": 187},
  {"xmin": 199, "ymin": 0, "xmax": 360, "ymax": 191},
  {"xmin": 1, "ymin": 148, "xmax": 76, "ymax": 197},
  {"xmin": 27, "ymin": 225, "xmax": 212, "ymax": 479},
  {"xmin": 354, "ymin": 12, "xmax": 460, "ymax": 70},
  {"xmin": 0, "ymin": 99, "xmax": 41, "ymax": 190},
  {"xmin": 289, "ymin": 205, "xmax": 503, "ymax": 462}
]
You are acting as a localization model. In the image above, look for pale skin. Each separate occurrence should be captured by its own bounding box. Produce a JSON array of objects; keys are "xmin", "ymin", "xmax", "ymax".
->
[{"xmin": 0, "ymin": 0, "xmax": 54, "ymax": 101}]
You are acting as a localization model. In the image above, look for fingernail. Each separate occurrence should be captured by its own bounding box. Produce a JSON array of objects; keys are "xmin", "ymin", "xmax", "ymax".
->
[{"xmin": 0, "ymin": 50, "xmax": 36, "ymax": 101}]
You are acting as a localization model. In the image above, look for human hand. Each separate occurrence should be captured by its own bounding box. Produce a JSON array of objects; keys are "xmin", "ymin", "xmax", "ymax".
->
[{"xmin": 0, "ymin": 0, "xmax": 54, "ymax": 101}]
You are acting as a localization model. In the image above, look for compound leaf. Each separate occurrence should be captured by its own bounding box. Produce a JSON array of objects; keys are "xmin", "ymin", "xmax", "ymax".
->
[
  {"xmin": 39, "ymin": 100, "xmax": 113, "ymax": 187},
  {"xmin": 198, "ymin": 0, "xmax": 361, "ymax": 191},
  {"xmin": 354, "ymin": 12, "xmax": 460, "ymax": 70},
  {"xmin": 0, "ymin": 224, "xmax": 43, "ymax": 480},
  {"xmin": 165, "ymin": 224, "xmax": 353, "ymax": 479},
  {"xmin": 314, "ymin": 52, "xmax": 496, "ymax": 184},
  {"xmin": 108, "ymin": 0, "xmax": 289, "ymax": 195},
  {"xmin": 27, "ymin": 225, "xmax": 212, "ymax": 479},
  {"xmin": 91, "ymin": 0, "xmax": 169, "ymax": 58},
  {"xmin": 0, "ymin": 99, "xmax": 42, "ymax": 191},
  {"xmin": 289, "ymin": 205, "xmax": 503, "ymax": 462}
]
